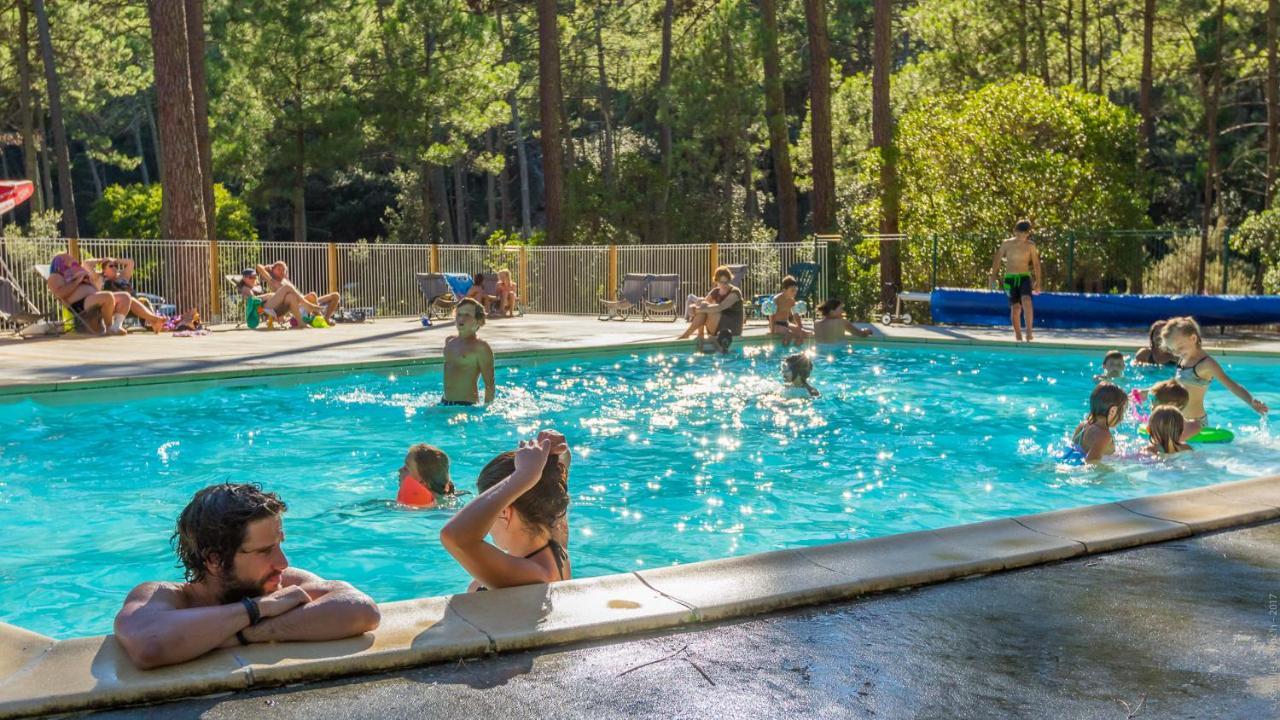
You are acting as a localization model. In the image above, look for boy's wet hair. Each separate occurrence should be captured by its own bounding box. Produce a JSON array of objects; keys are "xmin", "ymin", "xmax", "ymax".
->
[
  {"xmin": 1161, "ymin": 316, "xmax": 1203, "ymax": 349},
  {"xmin": 476, "ymin": 450, "xmax": 569, "ymax": 534},
  {"xmin": 1147, "ymin": 405, "xmax": 1186, "ymax": 453},
  {"xmin": 406, "ymin": 443, "xmax": 453, "ymax": 495},
  {"xmin": 1014, "ymin": 219, "xmax": 1032, "ymax": 233},
  {"xmin": 456, "ymin": 297, "xmax": 486, "ymax": 324},
  {"xmin": 1087, "ymin": 382, "xmax": 1127, "ymax": 424},
  {"xmin": 1150, "ymin": 380, "xmax": 1189, "ymax": 410},
  {"xmin": 780, "ymin": 275, "xmax": 797, "ymax": 290},
  {"xmin": 1103, "ymin": 350, "xmax": 1124, "ymax": 364},
  {"xmin": 818, "ymin": 298, "xmax": 843, "ymax": 316},
  {"xmin": 783, "ymin": 353, "xmax": 813, "ymax": 381}
]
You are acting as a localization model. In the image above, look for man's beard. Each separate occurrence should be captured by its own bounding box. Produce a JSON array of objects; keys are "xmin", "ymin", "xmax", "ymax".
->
[{"xmin": 216, "ymin": 576, "xmax": 268, "ymax": 605}]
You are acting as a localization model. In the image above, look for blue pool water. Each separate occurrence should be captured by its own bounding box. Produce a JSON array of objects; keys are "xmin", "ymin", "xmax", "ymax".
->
[{"xmin": 1, "ymin": 342, "xmax": 1277, "ymax": 639}]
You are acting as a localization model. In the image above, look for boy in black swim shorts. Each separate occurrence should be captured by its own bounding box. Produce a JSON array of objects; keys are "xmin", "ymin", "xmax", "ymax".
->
[{"xmin": 989, "ymin": 219, "xmax": 1043, "ymax": 342}]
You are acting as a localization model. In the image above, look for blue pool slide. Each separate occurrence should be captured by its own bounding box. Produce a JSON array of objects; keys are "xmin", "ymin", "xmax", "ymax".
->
[{"xmin": 930, "ymin": 288, "xmax": 1280, "ymax": 328}]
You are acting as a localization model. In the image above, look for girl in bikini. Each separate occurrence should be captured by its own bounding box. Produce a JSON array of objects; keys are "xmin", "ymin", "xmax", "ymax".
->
[
  {"xmin": 1160, "ymin": 316, "xmax": 1269, "ymax": 436},
  {"xmin": 440, "ymin": 430, "xmax": 571, "ymax": 591}
]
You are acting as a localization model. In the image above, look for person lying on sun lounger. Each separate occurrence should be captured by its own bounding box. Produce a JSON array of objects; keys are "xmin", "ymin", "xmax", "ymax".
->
[
  {"xmin": 257, "ymin": 261, "xmax": 339, "ymax": 327},
  {"xmin": 47, "ymin": 253, "xmax": 165, "ymax": 335}
]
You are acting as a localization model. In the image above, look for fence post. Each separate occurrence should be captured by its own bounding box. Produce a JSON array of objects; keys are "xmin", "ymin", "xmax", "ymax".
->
[
  {"xmin": 430, "ymin": 243, "xmax": 440, "ymax": 273},
  {"xmin": 327, "ymin": 242, "xmax": 339, "ymax": 294},
  {"xmin": 518, "ymin": 246, "xmax": 529, "ymax": 302},
  {"xmin": 930, "ymin": 235, "xmax": 938, "ymax": 290},
  {"xmin": 709, "ymin": 241, "xmax": 718, "ymax": 272},
  {"xmin": 1066, "ymin": 232, "xmax": 1076, "ymax": 291},
  {"xmin": 209, "ymin": 238, "xmax": 221, "ymax": 318},
  {"xmin": 1221, "ymin": 229, "xmax": 1230, "ymax": 295},
  {"xmin": 608, "ymin": 244, "xmax": 618, "ymax": 292}
]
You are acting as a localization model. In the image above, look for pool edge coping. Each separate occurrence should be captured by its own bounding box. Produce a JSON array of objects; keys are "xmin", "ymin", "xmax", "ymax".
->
[
  {"xmin": 1, "ymin": 474, "xmax": 1276, "ymax": 718},
  {"xmin": 4, "ymin": 326, "xmax": 1280, "ymax": 398}
]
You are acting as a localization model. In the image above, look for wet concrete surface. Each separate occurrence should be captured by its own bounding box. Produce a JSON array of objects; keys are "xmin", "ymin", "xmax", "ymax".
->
[{"xmin": 85, "ymin": 521, "xmax": 1280, "ymax": 720}]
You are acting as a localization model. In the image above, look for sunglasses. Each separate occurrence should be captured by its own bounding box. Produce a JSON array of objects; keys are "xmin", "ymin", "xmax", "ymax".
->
[{"xmin": 105, "ymin": 263, "xmax": 119, "ymax": 269}]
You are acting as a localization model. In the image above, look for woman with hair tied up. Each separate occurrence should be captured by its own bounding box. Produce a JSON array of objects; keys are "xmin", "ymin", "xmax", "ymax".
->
[{"xmin": 440, "ymin": 430, "xmax": 572, "ymax": 591}]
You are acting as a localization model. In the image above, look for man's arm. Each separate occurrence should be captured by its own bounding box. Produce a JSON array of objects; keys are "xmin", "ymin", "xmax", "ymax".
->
[
  {"xmin": 240, "ymin": 571, "xmax": 380, "ymax": 644},
  {"xmin": 121, "ymin": 258, "xmax": 136, "ymax": 281},
  {"xmin": 481, "ymin": 343, "xmax": 496, "ymax": 404},
  {"xmin": 989, "ymin": 243, "xmax": 1005, "ymax": 284},
  {"xmin": 1031, "ymin": 246, "xmax": 1043, "ymax": 291}
]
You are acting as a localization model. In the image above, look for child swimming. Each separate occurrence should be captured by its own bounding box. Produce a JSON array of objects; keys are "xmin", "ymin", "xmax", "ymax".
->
[
  {"xmin": 1143, "ymin": 405, "xmax": 1193, "ymax": 456},
  {"xmin": 1093, "ymin": 350, "xmax": 1126, "ymax": 383},
  {"xmin": 1071, "ymin": 382, "xmax": 1128, "ymax": 464},
  {"xmin": 397, "ymin": 443, "xmax": 456, "ymax": 508},
  {"xmin": 440, "ymin": 430, "xmax": 571, "ymax": 591},
  {"xmin": 442, "ymin": 297, "xmax": 496, "ymax": 406},
  {"xmin": 1161, "ymin": 316, "xmax": 1269, "ymax": 435},
  {"xmin": 781, "ymin": 353, "xmax": 820, "ymax": 398},
  {"xmin": 813, "ymin": 298, "xmax": 873, "ymax": 343}
]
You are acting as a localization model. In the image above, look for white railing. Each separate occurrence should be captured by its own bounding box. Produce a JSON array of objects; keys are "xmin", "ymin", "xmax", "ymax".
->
[{"xmin": 0, "ymin": 237, "xmax": 832, "ymax": 329}]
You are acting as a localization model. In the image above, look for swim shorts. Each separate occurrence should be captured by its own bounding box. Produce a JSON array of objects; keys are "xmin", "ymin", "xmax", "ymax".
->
[{"xmin": 1003, "ymin": 273, "xmax": 1032, "ymax": 305}]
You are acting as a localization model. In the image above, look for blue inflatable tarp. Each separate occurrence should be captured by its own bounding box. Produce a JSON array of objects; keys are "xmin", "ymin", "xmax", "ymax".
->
[{"xmin": 930, "ymin": 288, "xmax": 1280, "ymax": 328}]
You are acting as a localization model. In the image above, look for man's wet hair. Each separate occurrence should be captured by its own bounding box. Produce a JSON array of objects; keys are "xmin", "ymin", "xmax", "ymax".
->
[{"xmin": 173, "ymin": 484, "xmax": 286, "ymax": 583}]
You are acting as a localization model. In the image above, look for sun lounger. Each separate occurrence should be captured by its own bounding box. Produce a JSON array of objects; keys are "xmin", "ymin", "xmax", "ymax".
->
[
  {"xmin": 0, "ymin": 276, "xmax": 46, "ymax": 336},
  {"xmin": 33, "ymin": 264, "xmax": 103, "ymax": 334},
  {"xmin": 599, "ymin": 272, "xmax": 649, "ymax": 321},
  {"xmin": 416, "ymin": 272, "xmax": 462, "ymax": 320},
  {"xmin": 643, "ymin": 274, "xmax": 681, "ymax": 322}
]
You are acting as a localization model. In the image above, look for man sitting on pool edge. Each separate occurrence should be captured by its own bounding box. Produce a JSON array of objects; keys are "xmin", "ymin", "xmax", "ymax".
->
[{"xmin": 114, "ymin": 483, "xmax": 381, "ymax": 669}]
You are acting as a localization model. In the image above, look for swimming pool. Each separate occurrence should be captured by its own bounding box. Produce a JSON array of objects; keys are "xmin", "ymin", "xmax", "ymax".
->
[{"xmin": 1, "ymin": 342, "xmax": 1276, "ymax": 639}]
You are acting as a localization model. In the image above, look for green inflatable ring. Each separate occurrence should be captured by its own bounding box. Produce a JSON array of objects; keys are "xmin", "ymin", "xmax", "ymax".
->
[{"xmin": 1138, "ymin": 425, "xmax": 1234, "ymax": 443}]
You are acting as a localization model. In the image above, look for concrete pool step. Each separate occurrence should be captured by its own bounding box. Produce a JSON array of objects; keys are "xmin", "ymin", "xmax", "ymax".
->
[{"xmin": 1, "ymin": 475, "xmax": 1277, "ymax": 718}]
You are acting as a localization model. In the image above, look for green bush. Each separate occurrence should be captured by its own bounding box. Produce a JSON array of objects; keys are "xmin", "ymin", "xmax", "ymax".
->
[{"xmin": 89, "ymin": 183, "xmax": 259, "ymax": 242}]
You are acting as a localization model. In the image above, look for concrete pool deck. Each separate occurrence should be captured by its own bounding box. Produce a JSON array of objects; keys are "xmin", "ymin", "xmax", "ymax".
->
[{"xmin": 3, "ymin": 314, "xmax": 1280, "ymax": 392}]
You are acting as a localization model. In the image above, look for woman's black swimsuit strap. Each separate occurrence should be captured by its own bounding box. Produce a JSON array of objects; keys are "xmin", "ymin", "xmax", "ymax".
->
[{"xmin": 524, "ymin": 538, "xmax": 568, "ymax": 580}]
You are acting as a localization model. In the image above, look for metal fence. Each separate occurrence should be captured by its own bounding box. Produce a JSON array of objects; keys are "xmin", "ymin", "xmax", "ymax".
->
[{"xmin": 0, "ymin": 237, "xmax": 832, "ymax": 329}]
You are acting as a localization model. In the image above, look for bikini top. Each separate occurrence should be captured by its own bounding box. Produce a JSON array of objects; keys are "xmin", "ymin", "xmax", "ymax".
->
[
  {"xmin": 525, "ymin": 538, "xmax": 568, "ymax": 581},
  {"xmin": 1175, "ymin": 356, "xmax": 1212, "ymax": 388}
]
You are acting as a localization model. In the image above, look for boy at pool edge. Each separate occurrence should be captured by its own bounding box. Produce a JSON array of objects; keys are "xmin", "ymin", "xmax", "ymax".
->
[
  {"xmin": 1143, "ymin": 405, "xmax": 1193, "ymax": 457},
  {"xmin": 397, "ymin": 444, "xmax": 457, "ymax": 508},
  {"xmin": 1071, "ymin": 382, "xmax": 1127, "ymax": 464},
  {"xmin": 441, "ymin": 430, "xmax": 572, "ymax": 591},
  {"xmin": 1161, "ymin": 316, "xmax": 1268, "ymax": 436},
  {"xmin": 781, "ymin": 353, "xmax": 820, "ymax": 398},
  {"xmin": 989, "ymin": 219, "xmax": 1042, "ymax": 343},
  {"xmin": 442, "ymin": 297, "xmax": 495, "ymax": 406}
]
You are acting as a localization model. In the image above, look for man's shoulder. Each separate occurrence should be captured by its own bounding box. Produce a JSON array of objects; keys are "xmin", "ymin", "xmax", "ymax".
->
[{"xmin": 123, "ymin": 581, "xmax": 190, "ymax": 607}]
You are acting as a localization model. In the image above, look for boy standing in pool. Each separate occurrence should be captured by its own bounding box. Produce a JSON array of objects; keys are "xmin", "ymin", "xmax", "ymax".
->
[
  {"xmin": 989, "ymin": 219, "xmax": 1042, "ymax": 342},
  {"xmin": 443, "ymin": 297, "xmax": 495, "ymax": 406}
]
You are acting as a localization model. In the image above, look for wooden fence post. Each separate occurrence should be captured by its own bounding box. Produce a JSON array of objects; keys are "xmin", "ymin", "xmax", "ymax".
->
[
  {"xmin": 518, "ymin": 246, "xmax": 528, "ymax": 301},
  {"xmin": 327, "ymin": 242, "xmax": 339, "ymax": 294},
  {"xmin": 607, "ymin": 244, "xmax": 618, "ymax": 292},
  {"xmin": 709, "ymin": 241, "xmax": 719, "ymax": 273},
  {"xmin": 430, "ymin": 243, "xmax": 440, "ymax": 273}
]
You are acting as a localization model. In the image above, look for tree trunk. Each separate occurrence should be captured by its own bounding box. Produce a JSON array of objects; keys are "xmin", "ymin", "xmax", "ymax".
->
[
  {"xmin": 804, "ymin": 0, "xmax": 837, "ymax": 234},
  {"xmin": 536, "ymin": 0, "xmax": 565, "ymax": 242},
  {"xmin": 1267, "ymin": 0, "xmax": 1278, "ymax": 208},
  {"xmin": 1198, "ymin": 0, "xmax": 1225, "ymax": 295},
  {"xmin": 419, "ymin": 161, "xmax": 435, "ymax": 243},
  {"xmin": 512, "ymin": 98, "xmax": 533, "ymax": 237},
  {"xmin": 85, "ymin": 151, "xmax": 103, "ymax": 199},
  {"xmin": 1065, "ymin": 0, "xmax": 1073, "ymax": 86},
  {"xmin": 37, "ymin": 102, "xmax": 54, "ymax": 212},
  {"xmin": 1079, "ymin": 0, "xmax": 1088, "ymax": 91},
  {"xmin": 486, "ymin": 130, "xmax": 499, "ymax": 237},
  {"xmin": 184, "ymin": 0, "xmax": 215, "ymax": 240},
  {"xmin": 873, "ymin": 0, "xmax": 900, "ymax": 310},
  {"xmin": 760, "ymin": 0, "xmax": 801, "ymax": 244},
  {"xmin": 498, "ymin": 128, "xmax": 513, "ymax": 232},
  {"xmin": 1139, "ymin": 0, "xmax": 1155, "ymax": 153},
  {"xmin": 33, "ymin": 0, "xmax": 79, "ymax": 239},
  {"xmin": 1035, "ymin": 0, "xmax": 1049, "ymax": 84},
  {"xmin": 453, "ymin": 160, "xmax": 468, "ymax": 244},
  {"xmin": 133, "ymin": 115, "xmax": 151, "ymax": 185},
  {"xmin": 17, "ymin": 0, "xmax": 43, "ymax": 212},
  {"xmin": 1018, "ymin": 0, "xmax": 1029, "ymax": 74},
  {"xmin": 431, "ymin": 166, "xmax": 454, "ymax": 244},
  {"xmin": 148, "ymin": 0, "xmax": 208, "ymax": 316},
  {"xmin": 146, "ymin": 99, "xmax": 163, "ymax": 177},
  {"xmin": 293, "ymin": 123, "xmax": 306, "ymax": 242},
  {"xmin": 1095, "ymin": 0, "xmax": 1104, "ymax": 94},
  {"xmin": 593, "ymin": 0, "xmax": 614, "ymax": 191},
  {"xmin": 656, "ymin": 0, "xmax": 675, "ymax": 243}
]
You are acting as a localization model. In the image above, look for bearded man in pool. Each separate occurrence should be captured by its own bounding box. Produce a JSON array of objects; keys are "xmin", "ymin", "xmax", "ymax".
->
[{"xmin": 114, "ymin": 484, "xmax": 380, "ymax": 669}]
